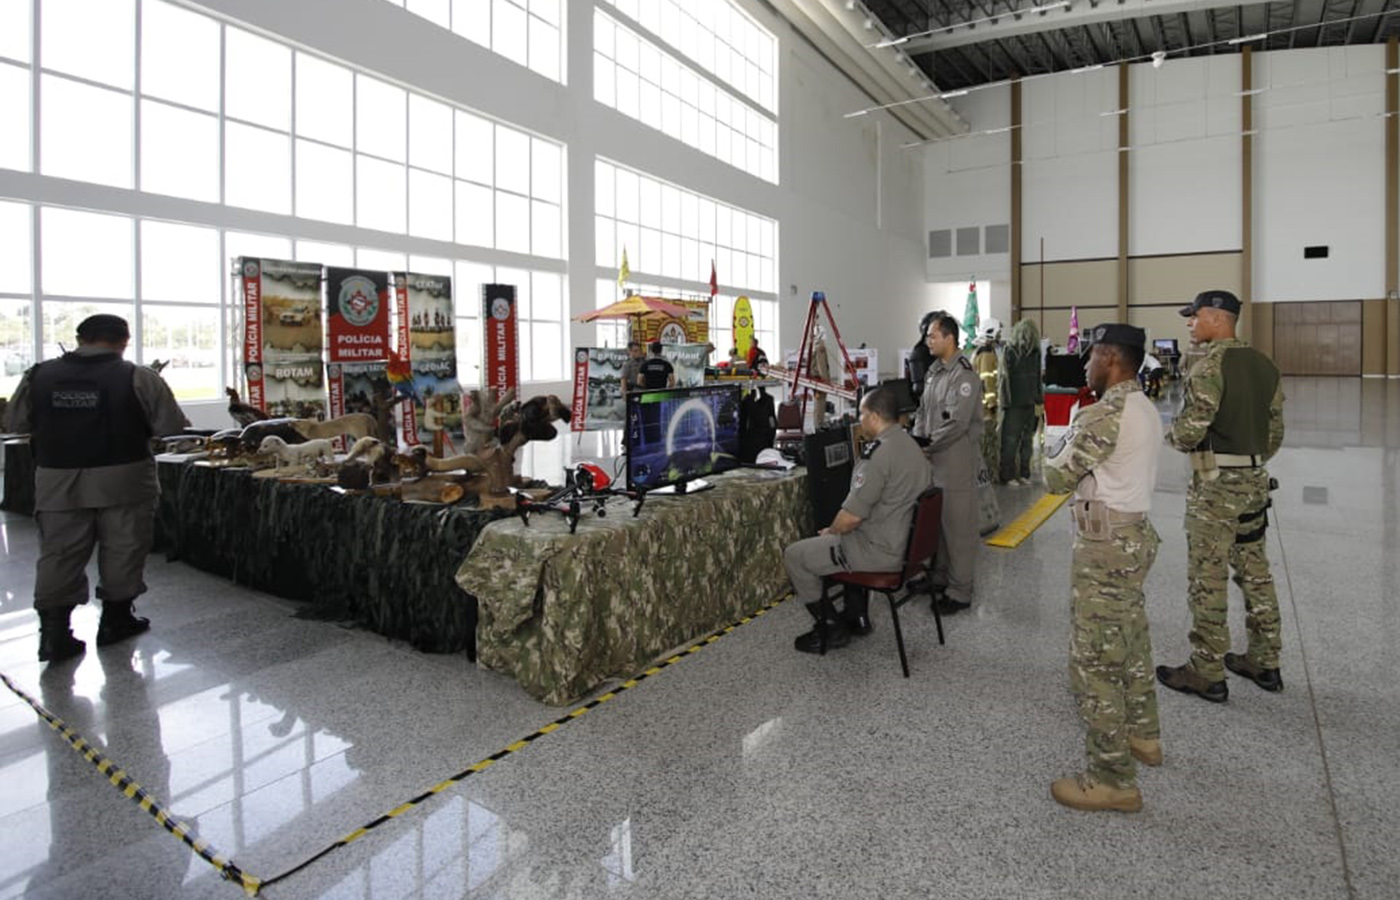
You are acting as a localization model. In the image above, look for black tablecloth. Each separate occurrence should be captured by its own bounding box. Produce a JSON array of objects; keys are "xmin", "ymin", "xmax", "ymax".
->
[{"xmin": 156, "ymin": 460, "xmax": 506, "ymax": 654}]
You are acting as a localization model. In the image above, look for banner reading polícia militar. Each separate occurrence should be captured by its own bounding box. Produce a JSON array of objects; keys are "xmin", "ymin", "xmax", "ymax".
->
[
  {"xmin": 391, "ymin": 272, "xmax": 456, "ymax": 446},
  {"xmin": 239, "ymin": 256, "xmax": 321, "ymax": 411},
  {"xmin": 570, "ymin": 346, "xmax": 629, "ymax": 431},
  {"xmin": 326, "ymin": 267, "xmax": 390, "ymax": 363},
  {"xmin": 483, "ymin": 283, "xmax": 519, "ymax": 405}
]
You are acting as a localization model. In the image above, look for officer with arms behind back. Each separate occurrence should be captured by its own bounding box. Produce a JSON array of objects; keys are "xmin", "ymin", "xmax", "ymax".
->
[
  {"xmin": 912, "ymin": 313, "xmax": 981, "ymax": 615},
  {"xmin": 3, "ymin": 314, "xmax": 189, "ymax": 663},
  {"xmin": 1044, "ymin": 324, "xmax": 1163, "ymax": 813},
  {"xmin": 784, "ymin": 386, "xmax": 931, "ymax": 653},
  {"xmin": 1156, "ymin": 290, "xmax": 1285, "ymax": 702}
]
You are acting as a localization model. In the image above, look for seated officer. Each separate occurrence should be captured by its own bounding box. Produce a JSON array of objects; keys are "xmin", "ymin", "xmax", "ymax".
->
[{"xmin": 784, "ymin": 386, "xmax": 931, "ymax": 653}]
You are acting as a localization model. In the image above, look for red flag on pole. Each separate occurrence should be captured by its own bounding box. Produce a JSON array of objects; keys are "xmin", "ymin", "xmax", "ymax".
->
[{"xmin": 709, "ymin": 259, "xmax": 718, "ymax": 298}]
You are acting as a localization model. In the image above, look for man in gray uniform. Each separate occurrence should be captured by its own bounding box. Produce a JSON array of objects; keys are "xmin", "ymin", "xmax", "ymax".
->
[
  {"xmin": 785, "ymin": 386, "xmax": 930, "ymax": 653},
  {"xmin": 913, "ymin": 313, "xmax": 982, "ymax": 615},
  {"xmin": 4, "ymin": 314, "xmax": 188, "ymax": 663}
]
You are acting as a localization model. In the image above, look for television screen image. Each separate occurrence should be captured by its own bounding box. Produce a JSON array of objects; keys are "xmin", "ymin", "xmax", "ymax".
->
[{"xmin": 626, "ymin": 384, "xmax": 743, "ymax": 492}]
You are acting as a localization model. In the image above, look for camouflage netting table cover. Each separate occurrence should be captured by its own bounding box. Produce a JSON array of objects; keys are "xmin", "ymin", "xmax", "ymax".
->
[
  {"xmin": 455, "ymin": 470, "xmax": 811, "ymax": 705},
  {"xmin": 156, "ymin": 458, "xmax": 506, "ymax": 652}
]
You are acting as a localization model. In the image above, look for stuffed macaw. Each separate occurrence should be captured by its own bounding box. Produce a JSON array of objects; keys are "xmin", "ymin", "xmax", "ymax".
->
[{"xmin": 386, "ymin": 352, "xmax": 422, "ymax": 406}]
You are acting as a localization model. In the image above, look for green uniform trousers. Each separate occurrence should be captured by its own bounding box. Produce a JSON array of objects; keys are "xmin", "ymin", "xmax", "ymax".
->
[
  {"xmin": 1184, "ymin": 467, "xmax": 1281, "ymax": 680},
  {"xmin": 1069, "ymin": 519, "xmax": 1160, "ymax": 790}
]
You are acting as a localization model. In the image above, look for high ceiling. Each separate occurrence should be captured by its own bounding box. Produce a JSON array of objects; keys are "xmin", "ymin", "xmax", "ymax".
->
[{"xmin": 859, "ymin": 0, "xmax": 1400, "ymax": 91}]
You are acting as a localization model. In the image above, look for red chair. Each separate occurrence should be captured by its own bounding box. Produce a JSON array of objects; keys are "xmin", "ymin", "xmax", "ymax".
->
[{"xmin": 820, "ymin": 487, "xmax": 945, "ymax": 677}]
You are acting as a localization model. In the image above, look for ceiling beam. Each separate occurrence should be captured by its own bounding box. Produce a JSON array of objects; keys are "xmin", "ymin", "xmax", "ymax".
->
[{"xmin": 900, "ymin": 0, "xmax": 1252, "ymax": 54}]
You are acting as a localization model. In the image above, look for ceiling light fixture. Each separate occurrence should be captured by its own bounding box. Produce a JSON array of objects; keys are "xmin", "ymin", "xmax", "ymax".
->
[
  {"xmin": 1151, "ymin": 50, "xmax": 1167, "ymax": 69},
  {"xmin": 1228, "ymin": 33, "xmax": 1268, "ymax": 45}
]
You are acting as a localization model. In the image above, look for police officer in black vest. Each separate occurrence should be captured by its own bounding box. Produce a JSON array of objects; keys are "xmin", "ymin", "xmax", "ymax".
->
[
  {"xmin": 638, "ymin": 340, "xmax": 676, "ymax": 390},
  {"xmin": 4, "ymin": 314, "xmax": 187, "ymax": 663}
]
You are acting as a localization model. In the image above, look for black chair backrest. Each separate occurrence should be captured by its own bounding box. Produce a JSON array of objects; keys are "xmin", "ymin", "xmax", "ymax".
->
[{"xmin": 901, "ymin": 487, "xmax": 944, "ymax": 583}]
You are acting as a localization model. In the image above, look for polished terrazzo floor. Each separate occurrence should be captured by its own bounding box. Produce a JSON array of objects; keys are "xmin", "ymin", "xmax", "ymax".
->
[{"xmin": 1, "ymin": 375, "xmax": 1397, "ymax": 899}]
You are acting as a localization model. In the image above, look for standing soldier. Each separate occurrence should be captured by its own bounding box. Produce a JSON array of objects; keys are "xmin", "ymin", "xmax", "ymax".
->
[
  {"xmin": 913, "ymin": 313, "xmax": 981, "ymax": 615},
  {"xmin": 4, "ymin": 314, "xmax": 188, "ymax": 663},
  {"xmin": 1156, "ymin": 290, "xmax": 1285, "ymax": 701},
  {"xmin": 1044, "ymin": 324, "xmax": 1162, "ymax": 812}
]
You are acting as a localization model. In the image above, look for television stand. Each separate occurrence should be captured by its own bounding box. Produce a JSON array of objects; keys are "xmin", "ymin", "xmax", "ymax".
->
[{"xmin": 648, "ymin": 478, "xmax": 713, "ymax": 495}]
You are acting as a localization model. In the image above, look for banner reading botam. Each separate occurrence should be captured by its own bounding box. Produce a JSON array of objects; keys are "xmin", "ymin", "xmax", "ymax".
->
[
  {"xmin": 326, "ymin": 267, "xmax": 390, "ymax": 363},
  {"xmin": 483, "ymin": 283, "xmax": 519, "ymax": 404},
  {"xmin": 239, "ymin": 256, "xmax": 322, "ymax": 411}
]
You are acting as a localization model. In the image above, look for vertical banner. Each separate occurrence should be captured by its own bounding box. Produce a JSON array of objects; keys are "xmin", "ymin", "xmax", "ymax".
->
[
  {"xmin": 570, "ymin": 348, "xmax": 590, "ymax": 432},
  {"xmin": 391, "ymin": 276, "xmax": 418, "ymax": 444},
  {"xmin": 395, "ymin": 272, "xmax": 461, "ymax": 449},
  {"xmin": 239, "ymin": 258, "xmax": 265, "ymax": 409},
  {"xmin": 572, "ymin": 346, "xmax": 629, "ymax": 431},
  {"xmin": 326, "ymin": 267, "xmax": 390, "ymax": 363},
  {"xmin": 483, "ymin": 283, "xmax": 519, "ymax": 405},
  {"xmin": 241, "ymin": 257, "xmax": 324, "ymax": 417}
]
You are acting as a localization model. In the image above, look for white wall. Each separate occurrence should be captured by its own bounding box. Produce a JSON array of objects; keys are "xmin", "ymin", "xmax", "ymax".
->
[
  {"xmin": 922, "ymin": 44, "xmax": 1393, "ymax": 310},
  {"xmin": 1021, "ymin": 69, "xmax": 1119, "ymax": 262},
  {"xmin": 923, "ymin": 86, "xmax": 1010, "ymax": 282},
  {"xmin": 1129, "ymin": 55, "xmax": 1241, "ymax": 256},
  {"xmin": 1254, "ymin": 46, "xmax": 1387, "ymax": 302}
]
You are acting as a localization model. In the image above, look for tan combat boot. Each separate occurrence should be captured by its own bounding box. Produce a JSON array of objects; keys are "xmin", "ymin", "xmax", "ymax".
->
[
  {"xmin": 1050, "ymin": 775, "xmax": 1143, "ymax": 813},
  {"xmin": 1129, "ymin": 737, "xmax": 1163, "ymax": 767}
]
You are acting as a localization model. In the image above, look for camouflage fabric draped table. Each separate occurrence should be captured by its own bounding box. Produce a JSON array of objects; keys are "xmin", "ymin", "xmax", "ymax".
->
[
  {"xmin": 455, "ymin": 469, "xmax": 811, "ymax": 705},
  {"xmin": 155, "ymin": 458, "xmax": 506, "ymax": 653}
]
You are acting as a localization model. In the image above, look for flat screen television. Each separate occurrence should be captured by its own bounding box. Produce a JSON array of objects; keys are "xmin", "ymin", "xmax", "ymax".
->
[
  {"xmin": 1153, "ymin": 338, "xmax": 1180, "ymax": 356},
  {"xmin": 878, "ymin": 378, "xmax": 919, "ymax": 415},
  {"xmin": 625, "ymin": 383, "xmax": 743, "ymax": 493}
]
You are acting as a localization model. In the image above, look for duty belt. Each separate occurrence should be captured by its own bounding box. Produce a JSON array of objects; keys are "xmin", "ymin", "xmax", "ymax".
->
[{"xmin": 1215, "ymin": 453, "xmax": 1263, "ymax": 468}]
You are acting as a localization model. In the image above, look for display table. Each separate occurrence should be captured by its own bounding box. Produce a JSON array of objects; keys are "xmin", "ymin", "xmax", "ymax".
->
[
  {"xmin": 156, "ymin": 458, "xmax": 507, "ymax": 653},
  {"xmin": 456, "ymin": 469, "xmax": 811, "ymax": 705}
]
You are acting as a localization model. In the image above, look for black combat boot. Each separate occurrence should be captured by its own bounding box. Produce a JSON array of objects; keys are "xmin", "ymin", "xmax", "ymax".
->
[
  {"xmin": 96, "ymin": 600, "xmax": 151, "ymax": 646},
  {"xmin": 794, "ymin": 616, "xmax": 851, "ymax": 654},
  {"xmin": 1155, "ymin": 662, "xmax": 1228, "ymax": 703},
  {"xmin": 1224, "ymin": 653, "xmax": 1284, "ymax": 692},
  {"xmin": 38, "ymin": 608, "xmax": 86, "ymax": 663}
]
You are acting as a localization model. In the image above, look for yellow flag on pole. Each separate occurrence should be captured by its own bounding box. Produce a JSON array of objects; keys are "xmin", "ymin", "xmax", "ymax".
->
[{"xmin": 617, "ymin": 247, "xmax": 630, "ymax": 288}]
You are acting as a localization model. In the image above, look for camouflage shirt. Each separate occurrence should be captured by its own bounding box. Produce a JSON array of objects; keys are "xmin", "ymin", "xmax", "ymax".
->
[
  {"xmin": 1168, "ymin": 337, "xmax": 1284, "ymax": 459},
  {"xmin": 1045, "ymin": 379, "xmax": 1161, "ymax": 512}
]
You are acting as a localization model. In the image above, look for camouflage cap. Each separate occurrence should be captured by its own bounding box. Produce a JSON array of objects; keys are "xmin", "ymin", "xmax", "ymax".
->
[
  {"xmin": 1179, "ymin": 289, "xmax": 1241, "ymax": 317},
  {"xmin": 1084, "ymin": 322, "xmax": 1146, "ymax": 351}
]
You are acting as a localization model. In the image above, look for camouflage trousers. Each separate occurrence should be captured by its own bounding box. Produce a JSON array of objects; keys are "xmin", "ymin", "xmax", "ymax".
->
[
  {"xmin": 1184, "ymin": 468, "xmax": 1281, "ymax": 680},
  {"xmin": 980, "ymin": 414, "xmax": 1000, "ymax": 481},
  {"xmin": 1069, "ymin": 519, "xmax": 1160, "ymax": 790}
]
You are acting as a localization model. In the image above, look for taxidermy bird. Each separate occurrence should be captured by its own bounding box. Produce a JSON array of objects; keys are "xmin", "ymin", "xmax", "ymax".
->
[
  {"xmin": 385, "ymin": 351, "xmax": 422, "ymax": 406},
  {"xmin": 226, "ymin": 386, "xmax": 270, "ymax": 428},
  {"xmin": 147, "ymin": 359, "xmax": 169, "ymax": 374}
]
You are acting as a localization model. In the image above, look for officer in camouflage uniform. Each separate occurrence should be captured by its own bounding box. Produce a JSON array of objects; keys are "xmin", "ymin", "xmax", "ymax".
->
[
  {"xmin": 1157, "ymin": 290, "xmax": 1285, "ymax": 702},
  {"xmin": 913, "ymin": 313, "xmax": 981, "ymax": 614},
  {"xmin": 1044, "ymin": 324, "xmax": 1162, "ymax": 813},
  {"xmin": 786, "ymin": 385, "xmax": 931, "ymax": 653}
]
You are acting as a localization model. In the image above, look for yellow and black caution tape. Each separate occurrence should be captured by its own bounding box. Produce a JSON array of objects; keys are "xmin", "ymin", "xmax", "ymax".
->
[
  {"xmin": 255, "ymin": 591, "xmax": 792, "ymax": 892},
  {"xmin": 984, "ymin": 491, "xmax": 1071, "ymax": 548},
  {"xmin": 0, "ymin": 671, "xmax": 263, "ymax": 897}
]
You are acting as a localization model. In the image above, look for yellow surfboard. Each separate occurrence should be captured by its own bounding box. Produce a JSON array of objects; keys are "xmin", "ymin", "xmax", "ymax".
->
[{"xmin": 733, "ymin": 296, "xmax": 754, "ymax": 358}]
